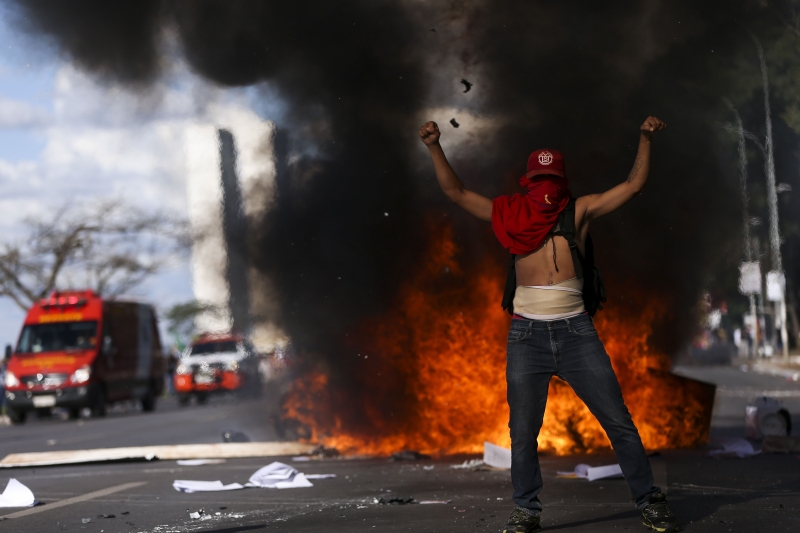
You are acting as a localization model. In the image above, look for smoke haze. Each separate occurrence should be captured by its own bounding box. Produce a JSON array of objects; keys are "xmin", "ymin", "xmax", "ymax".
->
[{"xmin": 9, "ymin": 0, "xmax": 788, "ymax": 432}]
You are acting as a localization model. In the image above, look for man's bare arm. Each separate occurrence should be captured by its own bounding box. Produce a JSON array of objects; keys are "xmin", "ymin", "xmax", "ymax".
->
[
  {"xmin": 580, "ymin": 116, "xmax": 666, "ymax": 221},
  {"xmin": 419, "ymin": 121, "xmax": 492, "ymax": 221}
]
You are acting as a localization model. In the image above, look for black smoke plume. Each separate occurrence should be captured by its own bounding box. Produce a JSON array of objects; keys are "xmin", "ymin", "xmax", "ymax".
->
[{"xmin": 8, "ymin": 0, "xmax": 791, "ymax": 433}]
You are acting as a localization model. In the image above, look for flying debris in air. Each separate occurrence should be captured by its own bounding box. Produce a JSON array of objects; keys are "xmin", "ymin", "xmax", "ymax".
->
[
  {"xmin": 461, "ymin": 79, "xmax": 473, "ymax": 93},
  {"xmin": 450, "ymin": 118, "xmax": 460, "ymax": 128}
]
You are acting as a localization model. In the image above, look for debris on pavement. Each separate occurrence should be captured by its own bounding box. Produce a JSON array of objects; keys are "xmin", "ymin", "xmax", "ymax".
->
[
  {"xmin": 249, "ymin": 462, "xmax": 313, "ymax": 488},
  {"xmin": 390, "ymin": 450, "xmax": 430, "ymax": 461},
  {"xmin": 376, "ymin": 496, "xmax": 416, "ymax": 505},
  {"xmin": 423, "ymin": 465, "xmax": 435, "ymax": 471},
  {"xmin": 450, "ymin": 459, "xmax": 485, "ymax": 470},
  {"xmin": 173, "ymin": 461, "xmax": 335, "ymax": 492},
  {"xmin": 557, "ymin": 464, "xmax": 623, "ymax": 481},
  {"xmin": 222, "ymin": 430, "xmax": 251, "ymax": 443},
  {"xmin": 761, "ymin": 435, "xmax": 800, "ymax": 453},
  {"xmin": 745, "ymin": 397, "xmax": 791, "ymax": 439},
  {"xmin": 483, "ymin": 442, "xmax": 511, "ymax": 469},
  {"xmin": 81, "ymin": 518, "xmax": 91, "ymax": 524},
  {"xmin": 419, "ymin": 500, "xmax": 451, "ymax": 504},
  {"xmin": 177, "ymin": 459, "xmax": 227, "ymax": 466},
  {"xmin": 173, "ymin": 480, "xmax": 245, "ymax": 493},
  {"xmin": 188, "ymin": 509, "xmax": 205, "ymax": 519},
  {"xmin": 0, "ymin": 478, "xmax": 37, "ymax": 507},
  {"xmin": 461, "ymin": 79, "xmax": 473, "ymax": 93},
  {"xmin": 708, "ymin": 438, "xmax": 761, "ymax": 458},
  {"xmin": 99, "ymin": 513, "xmax": 116, "ymax": 518},
  {"xmin": 557, "ymin": 464, "xmax": 590, "ymax": 479},
  {"xmin": 449, "ymin": 118, "xmax": 460, "ymax": 128}
]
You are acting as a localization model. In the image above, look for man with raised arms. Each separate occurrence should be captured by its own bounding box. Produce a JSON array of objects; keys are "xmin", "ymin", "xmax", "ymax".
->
[{"xmin": 419, "ymin": 116, "xmax": 678, "ymax": 533}]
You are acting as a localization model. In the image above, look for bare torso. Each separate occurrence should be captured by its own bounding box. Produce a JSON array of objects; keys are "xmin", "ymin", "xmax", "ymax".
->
[{"xmin": 514, "ymin": 196, "xmax": 591, "ymax": 287}]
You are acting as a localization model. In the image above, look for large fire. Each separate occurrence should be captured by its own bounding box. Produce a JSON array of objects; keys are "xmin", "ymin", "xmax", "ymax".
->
[{"xmin": 282, "ymin": 228, "xmax": 714, "ymax": 456}]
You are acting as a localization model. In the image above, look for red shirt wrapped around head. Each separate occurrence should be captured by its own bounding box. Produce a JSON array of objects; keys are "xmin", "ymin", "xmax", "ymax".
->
[{"xmin": 491, "ymin": 149, "xmax": 572, "ymax": 255}]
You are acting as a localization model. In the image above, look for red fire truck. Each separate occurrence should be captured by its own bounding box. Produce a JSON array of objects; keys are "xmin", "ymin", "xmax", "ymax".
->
[{"xmin": 3, "ymin": 290, "xmax": 166, "ymax": 424}]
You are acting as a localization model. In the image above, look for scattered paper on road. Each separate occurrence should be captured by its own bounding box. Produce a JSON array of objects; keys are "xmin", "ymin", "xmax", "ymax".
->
[
  {"xmin": 173, "ymin": 480, "xmax": 244, "ymax": 493},
  {"xmin": 708, "ymin": 438, "xmax": 761, "ymax": 458},
  {"xmin": 450, "ymin": 459, "xmax": 485, "ymax": 469},
  {"xmin": 483, "ymin": 442, "xmax": 511, "ymax": 469},
  {"xmin": 557, "ymin": 463, "xmax": 622, "ymax": 481},
  {"xmin": 248, "ymin": 462, "xmax": 313, "ymax": 488},
  {"xmin": 0, "ymin": 478, "xmax": 37, "ymax": 507},
  {"xmin": 173, "ymin": 461, "xmax": 335, "ymax": 492},
  {"xmin": 177, "ymin": 459, "xmax": 227, "ymax": 466},
  {"xmin": 586, "ymin": 464, "xmax": 623, "ymax": 481},
  {"xmin": 557, "ymin": 464, "xmax": 591, "ymax": 479}
]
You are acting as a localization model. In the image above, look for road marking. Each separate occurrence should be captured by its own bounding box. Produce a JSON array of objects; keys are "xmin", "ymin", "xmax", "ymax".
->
[{"xmin": 0, "ymin": 481, "xmax": 146, "ymax": 520}]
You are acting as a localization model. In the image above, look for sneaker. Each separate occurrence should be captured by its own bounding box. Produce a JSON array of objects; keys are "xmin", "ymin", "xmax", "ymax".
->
[
  {"xmin": 501, "ymin": 507, "xmax": 541, "ymax": 533},
  {"xmin": 641, "ymin": 493, "xmax": 679, "ymax": 532}
]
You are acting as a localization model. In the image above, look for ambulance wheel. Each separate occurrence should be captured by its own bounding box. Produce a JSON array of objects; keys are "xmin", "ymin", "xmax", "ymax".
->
[
  {"xmin": 141, "ymin": 387, "xmax": 157, "ymax": 412},
  {"xmin": 6, "ymin": 406, "xmax": 26, "ymax": 425},
  {"xmin": 91, "ymin": 389, "xmax": 107, "ymax": 417},
  {"xmin": 177, "ymin": 394, "xmax": 190, "ymax": 407},
  {"xmin": 196, "ymin": 393, "xmax": 208, "ymax": 405}
]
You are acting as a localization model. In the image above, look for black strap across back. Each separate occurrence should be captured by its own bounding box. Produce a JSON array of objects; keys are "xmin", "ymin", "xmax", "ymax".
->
[{"xmin": 501, "ymin": 198, "xmax": 606, "ymax": 317}]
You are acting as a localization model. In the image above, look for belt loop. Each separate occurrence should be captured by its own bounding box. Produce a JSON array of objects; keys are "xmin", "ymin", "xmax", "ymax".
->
[{"xmin": 564, "ymin": 317, "xmax": 573, "ymax": 333}]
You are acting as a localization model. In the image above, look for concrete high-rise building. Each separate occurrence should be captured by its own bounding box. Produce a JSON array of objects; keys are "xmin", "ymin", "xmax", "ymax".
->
[{"xmin": 183, "ymin": 105, "xmax": 284, "ymax": 350}]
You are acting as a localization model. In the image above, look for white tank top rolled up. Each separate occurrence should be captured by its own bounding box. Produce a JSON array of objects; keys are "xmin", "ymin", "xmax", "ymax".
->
[{"xmin": 513, "ymin": 277, "xmax": 585, "ymax": 321}]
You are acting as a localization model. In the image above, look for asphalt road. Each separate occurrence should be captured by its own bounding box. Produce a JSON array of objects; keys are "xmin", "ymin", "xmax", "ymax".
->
[{"xmin": 0, "ymin": 366, "xmax": 797, "ymax": 532}]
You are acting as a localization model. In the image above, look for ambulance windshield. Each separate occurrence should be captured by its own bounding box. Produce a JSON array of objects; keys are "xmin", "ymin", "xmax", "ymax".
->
[
  {"xmin": 189, "ymin": 341, "xmax": 238, "ymax": 356},
  {"xmin": 17, "ymin": 321, "xmax": 98, "ymax": 354}
]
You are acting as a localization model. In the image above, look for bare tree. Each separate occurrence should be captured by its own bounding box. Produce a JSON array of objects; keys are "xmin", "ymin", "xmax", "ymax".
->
[{"xmin": 0, "ymin": 199, "xmax": 189, "ymax": 310}]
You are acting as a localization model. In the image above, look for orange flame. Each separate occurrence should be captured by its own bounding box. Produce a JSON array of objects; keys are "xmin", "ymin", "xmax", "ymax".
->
[{"xmin": 283, "ymin": 228, "xmax": 711, "ymax": 455}]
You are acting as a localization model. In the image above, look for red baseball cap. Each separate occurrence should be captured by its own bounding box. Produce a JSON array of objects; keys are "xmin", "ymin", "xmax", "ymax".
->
[{"xmin": 525, "ymin": 149, "xmax": 565, "ymax": 178}]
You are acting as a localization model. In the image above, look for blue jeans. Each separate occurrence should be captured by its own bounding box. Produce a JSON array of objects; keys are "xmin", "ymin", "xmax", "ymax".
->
[{"xmin": 506, "ymin": 313, "xmax": 660, "ymax": 513}]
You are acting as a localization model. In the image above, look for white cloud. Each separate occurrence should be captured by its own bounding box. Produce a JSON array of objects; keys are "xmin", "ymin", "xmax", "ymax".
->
[{"xmin": 0, "ymin": 95, "xmax": 51, "ymax": 128}]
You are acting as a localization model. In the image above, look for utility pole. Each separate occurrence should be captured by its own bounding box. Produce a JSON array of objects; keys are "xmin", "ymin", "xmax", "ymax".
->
[
  {"xmin": 725, "ymin": 100, "xmax": 759, "ymax": 357},
  {"xmin": 755, "ymin": 38, "xmax": 789, "ymax": 359}
]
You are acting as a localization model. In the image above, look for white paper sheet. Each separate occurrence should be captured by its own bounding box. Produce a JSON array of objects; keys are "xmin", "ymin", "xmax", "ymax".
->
[
  {"xmin": 0, "ymin": 478, "xmax": 37, "ymax": 507},
  {"xmin": 556, "ymin": 463, "xmax": 622, "ymax": 481},
  {"xmin": 483, "ymin": 442, "xmax": 512, "ymax": 469},
  {"xmin": 557, "ymin": 463, "xmax": 591, "ymax": 478},
  {"xmin": 173, "ymin": 462, "xmax": 335, "ymax": 492},
  {"xmin": 177, "ymin": 459, "xmax": 227, "ymax": 466},
  {"xmin": 248, "ymin": 462, "xmax": 301, "ymax": 486},
  {"xmin": 173, "ymin": 480, "xmax": 244, "ymax": 493},
  {"xmin": 708, "ymin": 438, "xmax": 761, "ymax": 458},
  {"xmin": 586, "ymin": 464, "xmax": 623, "ymax": 481}
]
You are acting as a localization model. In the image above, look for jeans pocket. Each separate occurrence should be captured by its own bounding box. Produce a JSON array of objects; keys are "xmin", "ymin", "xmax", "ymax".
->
[
  {"xmin": 508, "ymin": 328, "xmax": 528, "ymax": 342},
  {"xmin": 570, "ymin": 320, "xmax": 598, "ymax": 337}
]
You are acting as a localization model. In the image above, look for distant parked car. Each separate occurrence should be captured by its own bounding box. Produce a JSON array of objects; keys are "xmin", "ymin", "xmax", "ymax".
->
[{"xmin": 174, "ymin": 333, "xmax": 261, "ymax": 405}]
